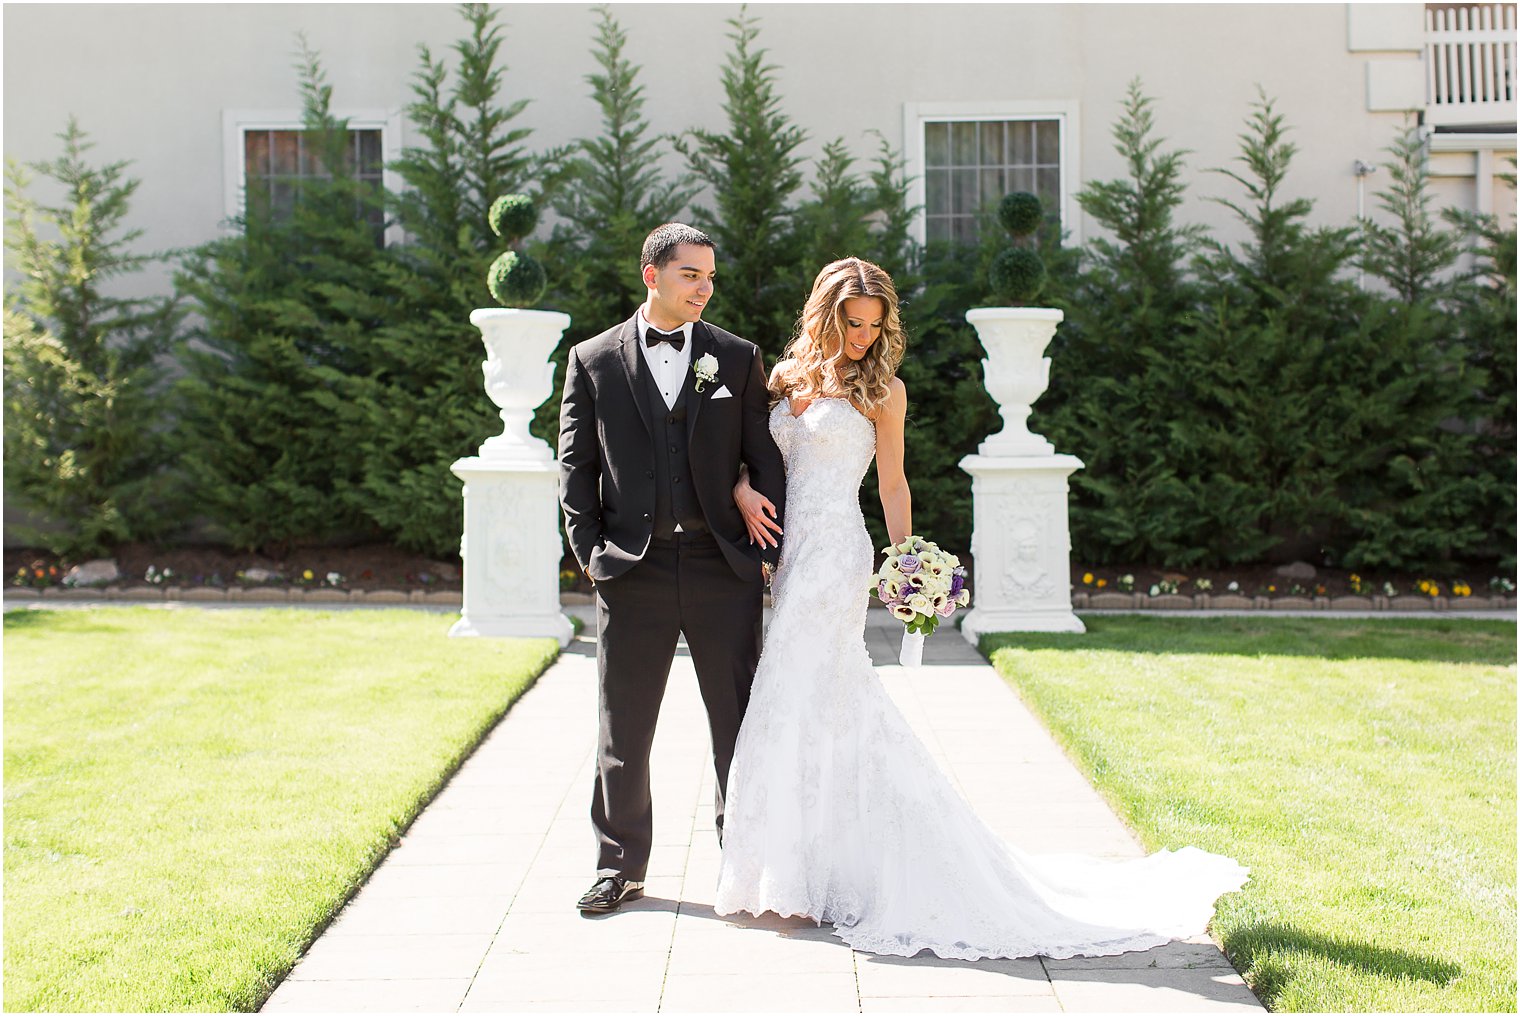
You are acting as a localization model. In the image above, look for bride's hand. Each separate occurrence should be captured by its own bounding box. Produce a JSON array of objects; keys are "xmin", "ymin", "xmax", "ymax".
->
[{"xmin": 733, "ymin": 472, "xmax": 782, "ymax": 548}]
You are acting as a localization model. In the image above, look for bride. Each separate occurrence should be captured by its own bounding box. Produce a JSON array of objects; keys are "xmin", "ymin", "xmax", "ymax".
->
[{"xmin": 718, "ymin": 257, "xmax": 1248, "ymax": 961}]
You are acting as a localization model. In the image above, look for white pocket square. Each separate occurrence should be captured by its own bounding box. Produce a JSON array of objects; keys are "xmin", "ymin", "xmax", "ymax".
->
[{"xmin": 710, "ymin": 385, "xmax": 733, "ymax": 400}]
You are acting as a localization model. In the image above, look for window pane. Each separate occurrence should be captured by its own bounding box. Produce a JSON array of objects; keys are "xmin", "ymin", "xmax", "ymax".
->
[
  {"xmin": 979, "ymin": 121, "xmax": 1005, "ymax": 165},
  {"xmin": 926, "ymin": 216, "xmax": 950, "ymax": 245},
  {"xmin": 297, "ymin": 133, "xmax": 320, "ymax": 176},
  {"xmin": 925, "ymin": 121, "xmax": 949, "ymax": 167},
  {"xmin": 980, "ymin": 168, "xmax": 1003, "ymax": 209},
  {"xmin": 1010, "ymin": 121, "xmax": 1034, "ymax": 165},
  {"xmin": 925, "ymin": 168, "xmax": 949, "ymax": 216},
  {"xmin": 271, "ymin": 131, "xmax": 300, "ymax": 175},
  {"xmin": 1036, "ymin": 121, "xmax": 1059, "ymax": 164},
  {"xmin": 952, "ymin": 215, "xmax": 977, "ymax": 246},
  {"xmin": 357, "ymin": 130, "xmax": 383, "ymax": 176},
  {"xmin": 952, "ymin": 168, "xmax": 978, "ymax": 214},
  {"xmin": 270, "ymin": 180, "xmax": 297, "ymax": 220},
  {"xmin": 951, "ymin": 122, "xmax": 976, "ymax": 165},
  {"xmin": 244, "ymin": 131, "xmax": 270, "ymax": 178},
  {"xmin": 1010, "ymin": 166, "xmax": 1035, "ymax": 194},
  {"xmin": 1037, "ymin": 167, "xmax": 1061, "ymax": 207}
]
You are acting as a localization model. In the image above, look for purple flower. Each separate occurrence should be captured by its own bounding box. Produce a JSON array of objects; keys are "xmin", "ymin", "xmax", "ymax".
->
[
  {"xmin": 898, "ymin": 554, "xmax": 921, "ymax": 575},
  {"xmin": 950, "ymin": 573, "xmax": 965, "ymax": 596}
]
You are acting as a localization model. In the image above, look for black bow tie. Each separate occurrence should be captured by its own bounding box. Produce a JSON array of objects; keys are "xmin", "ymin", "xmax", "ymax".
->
[{"xmin": 645, "ymin": 327, "xmax": 686, "ymax": 352}]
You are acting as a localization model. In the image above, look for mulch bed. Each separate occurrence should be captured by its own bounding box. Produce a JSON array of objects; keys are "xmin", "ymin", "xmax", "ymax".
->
[{"xmin": 6, "ymin": 544, "xmax": 1511, "ymax": 604}]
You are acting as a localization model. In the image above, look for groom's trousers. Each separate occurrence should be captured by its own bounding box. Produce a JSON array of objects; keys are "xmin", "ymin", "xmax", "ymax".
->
[{"xmin": 591, "ymin": 531, "xmax": 764, "ymax": 881}]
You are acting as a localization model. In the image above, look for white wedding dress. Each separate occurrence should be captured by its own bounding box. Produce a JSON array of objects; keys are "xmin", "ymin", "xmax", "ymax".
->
[{"xmin": 713, "ymin": 396, "xmax": 1249, "ymax": 961}]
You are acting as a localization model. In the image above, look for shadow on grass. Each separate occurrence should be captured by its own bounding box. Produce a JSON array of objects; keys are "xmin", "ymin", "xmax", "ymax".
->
[
  {"xmin": 2, "ymin": 607, "xmax": 54, "ymax": 628},
  {"xmin": 982, "ymin": 615, "xmax": 1516, "ymax": 666},
  {"xmin": 3, "ymin": 606, "xmax": 146, "ymax": 636},
  {"xmin": 1225, "ymin": 921, "xmax": 1462, "ymax": 1008}
]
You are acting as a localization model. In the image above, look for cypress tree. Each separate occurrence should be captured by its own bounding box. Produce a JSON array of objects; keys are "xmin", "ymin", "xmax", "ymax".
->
[
  {"xmin": 349, "ymin": 2, "xmax": 536, "ymax": 556},
  {"xmin": 1037, "ymin": 81, "xmax": 1217, "ymax": 564},
  {"xmin": 545, "ymin": 4, "xmax": 697, "ymax": 331},
  {"xmin": 174, "ymin": 39, "xmax": 384, "ymax": 554},
  {"xmin": 1360, "ymin": 124, "xmax": 1466, "ymax": 302},
  {"xmin": 3, "ymin": 120, "xmax": 182, "ymax": 558},
  {"xmin": 674, "ymin": 6, "xmax": 807, "ymax": 354}
]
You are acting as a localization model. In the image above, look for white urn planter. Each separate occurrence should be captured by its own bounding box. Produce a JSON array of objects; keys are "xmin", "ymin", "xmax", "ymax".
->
[
  {"xmin": 958, "ymin": 306, "xmax": 1085, "ymax": 638},
  {"xmin": 471, "ymin": 307, "xmax": 570, "ymax": 464},
  {"xmin": 449, "ymin": 307, "xmax": 574, "ymax": 646}
]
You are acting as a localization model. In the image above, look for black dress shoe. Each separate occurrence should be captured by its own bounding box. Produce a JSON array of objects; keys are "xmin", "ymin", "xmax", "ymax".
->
[{"xmin": 577, "ymin": 876, "xmax": 644, "ymax": 913}]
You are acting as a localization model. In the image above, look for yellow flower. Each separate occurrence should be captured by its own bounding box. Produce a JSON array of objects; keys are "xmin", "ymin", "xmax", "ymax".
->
[
  {"xmin": 302, "ymin": 569, "xmax": 314, "ymax": 581},
  {"xmin": 1082, "ymin": 572, "xmax": 1094, "ymax": 585},
  {"xmin": 1096, "ymin": 578, "xmax": 1108, "ymax": 588}
]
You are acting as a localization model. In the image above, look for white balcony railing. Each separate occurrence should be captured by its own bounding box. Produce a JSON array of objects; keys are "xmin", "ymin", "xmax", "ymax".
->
[{"xmin": 1425, "ymin": 3, "xmax": 1517, "ymax": 126}]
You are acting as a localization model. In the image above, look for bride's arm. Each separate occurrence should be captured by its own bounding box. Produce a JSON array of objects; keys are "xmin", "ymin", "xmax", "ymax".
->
[{"xmin": 874, "ymin": 377, "xmax": 912, "ymax": 546}]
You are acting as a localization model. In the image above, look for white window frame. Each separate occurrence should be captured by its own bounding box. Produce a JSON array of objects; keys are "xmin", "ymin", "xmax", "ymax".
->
[
  {"xmin": 903, "ymin": 100, "xmax": 1082, "ymax": 248},
  {"xmin": 222, "ymin": 108, "xmax": 405, "ymax": 246}
]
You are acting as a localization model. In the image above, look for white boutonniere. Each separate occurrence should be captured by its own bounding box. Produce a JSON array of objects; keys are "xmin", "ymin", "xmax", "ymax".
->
[{"xmin": 693, "ymin": 353, "xmax": 720, "ymax": 393}]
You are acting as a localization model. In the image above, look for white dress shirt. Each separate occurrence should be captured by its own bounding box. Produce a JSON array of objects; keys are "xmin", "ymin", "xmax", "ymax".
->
[{"xmin": 635, "ymin": 309, "xmax": 694, "ymax": 411}]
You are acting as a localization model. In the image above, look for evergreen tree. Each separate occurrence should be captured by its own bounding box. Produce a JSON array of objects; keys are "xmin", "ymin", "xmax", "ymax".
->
[
  {"xmin": 3, "ymin": 120, "xmax": 181, "ymax": 558},
  {"xmin": 1036, "ymin": 81, "xmax": 1215, "ymax": 564},
  {"xmin": 674, "ymin": 6, "xmax": 807, "ymax": 354},
  {"xmin": 792, "ymin": 138, "xmax": 875, "ymax": 288},
  {"xmin": 533, "ymin": 5, "xmax": 698, "ymax": 449},
  {"xmin": 1184, "ymin": 90, "xmax": 1366, "ymax": 563},
  {"xmin": 862, "ymin": 132, "xmax": 918, "ymax": 282},
  {"xmin": 174, "ymin": 39, "xmax": 385, "ymax": 554},
  {"xmin": 349, "ymin": 3, "xmax": 538, "ymax": 556},
  {"xmin": 1360, "ymin": 124, "xmax": 1465, "ymax": 302},
  {"xmin": 545, "ymin": 5, "xmax": 697, "ymax": 330}
]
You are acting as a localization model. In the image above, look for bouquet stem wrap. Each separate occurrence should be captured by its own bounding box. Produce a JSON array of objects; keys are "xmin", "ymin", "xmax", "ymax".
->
[{"xmin": 900, "ymin": 629, "xmax": 925, "ymax": 667}]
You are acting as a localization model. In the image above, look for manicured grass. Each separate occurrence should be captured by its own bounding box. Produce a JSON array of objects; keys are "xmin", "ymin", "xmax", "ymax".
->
[
  {"xmin": 983, "ymin": 616, "xmax": 1516, "ymax": 1012},
  {"xmin": 3, "ymin": 607, "xmax": 559, "ymax": 1012}
]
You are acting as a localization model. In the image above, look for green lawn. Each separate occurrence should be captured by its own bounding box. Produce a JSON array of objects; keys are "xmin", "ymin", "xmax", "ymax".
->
[
  {"xmin": 3, "ymin": 607, "xmax": 559, "ymax": 1012},
  {"xmin": 983, "ymin": 616, "xmax": 1516, "ymax": 1013}
]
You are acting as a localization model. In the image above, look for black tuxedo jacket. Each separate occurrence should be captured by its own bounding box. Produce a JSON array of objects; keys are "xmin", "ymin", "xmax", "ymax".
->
[{"xmin": 558, "ymin": 315, "xmax": 787, "ymax": 582}]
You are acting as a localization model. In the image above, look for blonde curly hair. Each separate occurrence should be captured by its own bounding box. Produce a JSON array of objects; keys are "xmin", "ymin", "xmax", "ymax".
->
[{"xmin": 772, "ymin": 257, "xmax": 905, "ymax": 417}]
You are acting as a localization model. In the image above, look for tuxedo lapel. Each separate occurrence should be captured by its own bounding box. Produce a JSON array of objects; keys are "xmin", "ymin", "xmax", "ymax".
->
[
  {"xmin": 685, "ymin": 321, "xmax": 710, "ymax": 442},
  {"xmin": 616, "ymin": 316, "xmax": 654, "ymax": 438}
]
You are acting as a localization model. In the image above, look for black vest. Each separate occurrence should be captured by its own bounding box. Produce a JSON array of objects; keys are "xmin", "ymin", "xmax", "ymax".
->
[{"xmin": 641, "ymin": 362, "xmax": 707, "ymax": 539}]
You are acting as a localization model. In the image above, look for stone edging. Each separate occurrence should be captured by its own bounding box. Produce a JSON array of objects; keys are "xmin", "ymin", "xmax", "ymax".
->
[
  {"xmin": 3, "ymin": 585, "xmax": 464, "ymax": 605},
  {"xmin": 6, "ymin": 586, "xmax": 1515, "ymax": 613},
  {"xmin": 1072, "ymin": 591, "xmax": 1517, "ymax": 612}
]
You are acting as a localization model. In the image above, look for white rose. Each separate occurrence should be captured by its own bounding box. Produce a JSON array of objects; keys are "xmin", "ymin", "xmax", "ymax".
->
[
  {"xmin": 696, "ymin": 352, "xmax": 719, "ymax": 376},
  {"xmin": 907, "ymin": 593, "xmax": 931, "ymax": 614}
]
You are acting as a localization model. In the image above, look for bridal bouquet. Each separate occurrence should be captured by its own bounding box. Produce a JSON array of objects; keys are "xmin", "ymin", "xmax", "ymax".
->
[{"xmin": 869, "ymin": 536, "xmax": 970, "ymax": 667}]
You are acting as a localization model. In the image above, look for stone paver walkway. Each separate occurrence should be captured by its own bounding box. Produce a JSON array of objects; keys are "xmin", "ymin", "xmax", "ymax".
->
[{"xmin": 260, "ymin": 606, "xmax": 1263, "ymax": 1014}]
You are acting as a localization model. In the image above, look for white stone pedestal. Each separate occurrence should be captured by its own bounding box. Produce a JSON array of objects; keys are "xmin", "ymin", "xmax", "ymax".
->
[
  {"xmin": 449, "ymin": 457, "xmax": 573, "ymax": 646},
  {"xmin": 959, "ymin": 453, "xmax": 1086, "ymax": 640}
]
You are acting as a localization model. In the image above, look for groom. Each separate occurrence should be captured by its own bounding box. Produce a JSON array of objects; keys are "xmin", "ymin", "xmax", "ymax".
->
[{"xmin": 557, "ymin": 223, "xmax": 786, "ymax": 913}]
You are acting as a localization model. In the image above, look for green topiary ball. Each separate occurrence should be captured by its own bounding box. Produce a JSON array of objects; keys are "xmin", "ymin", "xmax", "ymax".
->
[
  {"xmin": 489, "ymin": 194, "xmax": 538, "ymax": 242},
  {"xmin": 988, "ymin": 247, "xmax": 1046, "ymax": 304},
  {"xmin": 487, "ymin": 250, "xmax": 548, "ymax": 307},
  {"xmin": 998, "ymin": 191, "xmax": 1043, "ymax": 238}
]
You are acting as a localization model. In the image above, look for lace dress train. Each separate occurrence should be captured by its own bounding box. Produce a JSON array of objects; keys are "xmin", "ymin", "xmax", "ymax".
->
[{"xmin": 713, "ymin": 397, "xmax": 1248, "ymax": 961}]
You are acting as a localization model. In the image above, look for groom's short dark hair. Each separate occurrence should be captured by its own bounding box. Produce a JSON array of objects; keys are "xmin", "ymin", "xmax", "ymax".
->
[{"xmin": 641, "ymin": 223, "xmax": 715, "ymax": 271}]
